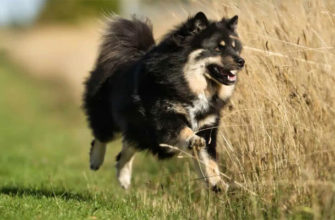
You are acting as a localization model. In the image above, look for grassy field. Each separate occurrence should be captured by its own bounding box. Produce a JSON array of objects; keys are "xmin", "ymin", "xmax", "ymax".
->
[
  {"xmin": 0, "ymin": 56, "xmax": 194, "ymax": 219},
  {"xmin": 1, "ymin": 0, "xmax": 335, "ymax": 219},
  {"xmin": 0, "ymin": 56, "xmax": 240, "ymax": 219}
]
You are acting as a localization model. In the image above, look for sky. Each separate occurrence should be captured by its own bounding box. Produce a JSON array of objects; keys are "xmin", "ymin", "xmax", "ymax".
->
[{"xmin": 0, "ymin": 0, "xmax": 46, "ymax": 26}]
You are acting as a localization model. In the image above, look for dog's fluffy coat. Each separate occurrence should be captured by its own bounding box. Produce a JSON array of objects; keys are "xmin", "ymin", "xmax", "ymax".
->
[{"xmin": 83, "ymin": 12, "xmax": 244, "ymax": 191}]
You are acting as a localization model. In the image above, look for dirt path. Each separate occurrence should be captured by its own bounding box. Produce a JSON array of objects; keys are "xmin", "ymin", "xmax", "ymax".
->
[
  {"xmin": 0, "ymin": 21, "xmax": 179, "ymax": 102},
  {"xmin": 0, "ymin": 23, "xmax": 100, "ymax": 101}
]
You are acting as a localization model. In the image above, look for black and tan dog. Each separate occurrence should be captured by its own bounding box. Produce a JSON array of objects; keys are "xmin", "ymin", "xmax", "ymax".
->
[{"xmin": 83, "ymin": 12, "xmax": 244, "ymax": 192}]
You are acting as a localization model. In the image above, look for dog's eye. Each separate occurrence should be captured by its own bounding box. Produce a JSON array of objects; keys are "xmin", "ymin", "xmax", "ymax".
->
[{"xmin": 215, "ymin": 40, "xmax": 226, "ymax": 51}]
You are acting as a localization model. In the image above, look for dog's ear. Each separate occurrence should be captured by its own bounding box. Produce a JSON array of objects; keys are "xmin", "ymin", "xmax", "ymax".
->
[
  {"xmin": 183, "ymin": 11, "xmax": 209, "ymax": 36},
  {"xmin": 170, "ymin": 12, "xmax": 208, "ymax": 46},
  {"xmin": 187, "ymin": 11, "xmax": 208, "ymax": 34},
  {"xmin": 226, "ymin": 15, "xmax": 238, "ymax": 31}
]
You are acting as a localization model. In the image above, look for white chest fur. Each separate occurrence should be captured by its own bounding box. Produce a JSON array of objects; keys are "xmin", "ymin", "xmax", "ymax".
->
[{"xmin": 187, "ymin": 93, "xmax": 210, "ymax": 131}]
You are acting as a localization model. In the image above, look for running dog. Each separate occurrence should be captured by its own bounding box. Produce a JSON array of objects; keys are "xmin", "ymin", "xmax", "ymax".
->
[{"xmin": 83, "ymin": 12, "xmax": 244, "ymax": 192}]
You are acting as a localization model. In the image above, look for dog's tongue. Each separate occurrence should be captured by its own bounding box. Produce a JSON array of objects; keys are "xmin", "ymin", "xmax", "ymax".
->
[
  {"xmin": 220, "ymin": 69, "xmax": 237, "ymax": 82},
  {"xmin": 209, "ymin": 65, "xmax": 238, "ymax": 83},
  {"xmin": 228, "ymin": 74, "xmax": 236, "ymax": 81},
  {"xmin": 227, "ymin": 70, "xmax": 237, "ymax": 81}
]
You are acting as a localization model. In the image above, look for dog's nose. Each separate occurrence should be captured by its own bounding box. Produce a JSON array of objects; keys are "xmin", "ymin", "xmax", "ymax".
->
[{"xmin": 235, "ymin": 57, "xmax": 245, "ymax": 67}]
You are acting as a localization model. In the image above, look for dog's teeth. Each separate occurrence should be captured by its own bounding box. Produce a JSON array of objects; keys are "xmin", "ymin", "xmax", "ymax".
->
[
  {"xmin": 230, "ymin": 70, "xmax": 238, "ymax": 75},
  {"xmin": 228, "ymin": 75, "xmax": 237, "ymax": 81}
]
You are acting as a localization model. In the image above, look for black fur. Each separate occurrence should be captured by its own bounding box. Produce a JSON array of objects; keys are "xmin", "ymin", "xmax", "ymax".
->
[
  {"xmin": 83, "ymin": 16, "xmax": 155, "ymax": 142},
  {"xmin": 83, "ymin": 12, "xmax": 244, "ymax": 159}
]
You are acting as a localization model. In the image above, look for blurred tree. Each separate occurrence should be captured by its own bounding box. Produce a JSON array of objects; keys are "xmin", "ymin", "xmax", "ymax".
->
[{"xmin": 37, "ymin": 0, "xmax": 119, "ymax": 24}]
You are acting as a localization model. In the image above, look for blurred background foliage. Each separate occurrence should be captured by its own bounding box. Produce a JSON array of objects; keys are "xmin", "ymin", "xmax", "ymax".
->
[
  {"xmin": 37, "ymin": 0, "xmax": 119, "ymax": 24},
  {"xmin": 0, "ymin": 0, "xmax": 191, "ymax": 27}
]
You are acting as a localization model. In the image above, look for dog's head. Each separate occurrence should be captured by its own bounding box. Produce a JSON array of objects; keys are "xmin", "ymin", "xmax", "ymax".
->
[{"xmin": 174, "ymin": 12, "xmax": 244, "ymax": 86}]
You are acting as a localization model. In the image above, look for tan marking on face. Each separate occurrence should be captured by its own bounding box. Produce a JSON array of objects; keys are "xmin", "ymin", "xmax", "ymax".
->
[
  {"xmin": 222, "ymin": 56, "xmax": 234, "ymax": 63},
  {"xmin": 219, "ymin": 40, "xmax": 226, "ymax": 47},
  {"xmin": 232, "ymin": 40, "xmax": 236, "ymax": 48},
  {"xmin": 205, "ymin": 56, "xmax": 222, "ymax": 65},
  {"xmin": 184, "ymin": 50, "xmax": 222, "ymax": 95},
  {"xmin": 183, "ymin": 50, "xmax": 207, "ymax": 95},
  {"xmin": 229, "ymin": 35, "xmax": 239, "ymax": 40},
  {"xmin": 198, "ymin": 115, "xmax": 217, "ymax": 128}
]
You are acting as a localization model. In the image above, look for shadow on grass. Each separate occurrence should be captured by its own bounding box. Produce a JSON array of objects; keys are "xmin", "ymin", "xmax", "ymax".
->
[{"xmin": 0, "ymin": 186, "xmax": 91, "ymax": 202}]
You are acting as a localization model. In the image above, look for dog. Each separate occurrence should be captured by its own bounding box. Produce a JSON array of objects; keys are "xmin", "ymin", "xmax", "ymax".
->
[{"xmin": 83, "ymin": 11, "xmax": 244, "ymax": 192}]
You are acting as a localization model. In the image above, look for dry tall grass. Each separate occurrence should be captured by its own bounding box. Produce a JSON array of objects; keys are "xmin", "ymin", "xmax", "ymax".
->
[
  {"xmin": 131, "ymin": 1, "xmax": 335, "ymax": 217},
  {"xmin": 194, "ymin": 0, "xmax": 335, "ymax": 217}
]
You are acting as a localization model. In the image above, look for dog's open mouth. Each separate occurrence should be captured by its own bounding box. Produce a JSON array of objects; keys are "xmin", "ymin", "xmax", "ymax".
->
[{"xmin": 206, "ymin": 64, "xmax": 238, "ymax": 85}]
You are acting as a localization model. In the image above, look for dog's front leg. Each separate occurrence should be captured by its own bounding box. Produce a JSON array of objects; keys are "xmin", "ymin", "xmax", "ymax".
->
[
  {"xmin": 157, "ymin": 111, "xmax": 226, "ymax": 191},
  {"xmin": 175, "ymin": 126, "xmax": 226, "ymax": 192},
  {"xmin": 192, "ymin": 147, "xmax": 228, "ymax": 192},
  {"xmin": 194, "ymin": 126, "xmax": 228, "ymax": 193},
  {"xmin": 177, "ymin": 127, "xmax": 206, "ymax": 150}
]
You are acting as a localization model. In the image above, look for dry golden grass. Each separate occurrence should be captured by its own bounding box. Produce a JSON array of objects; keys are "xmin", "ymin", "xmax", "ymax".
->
[
  {"xmin": 200, "ymin": 0, "xmax": 335, "ymax": 216},
  {"xmin": 130, "ymin": 0, "xmax": 335, "ymax": 217}
]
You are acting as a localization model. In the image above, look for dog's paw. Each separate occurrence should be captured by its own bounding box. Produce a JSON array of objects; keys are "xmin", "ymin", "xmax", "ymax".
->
[
  {"xmin": 211, "ymin": 181, "xmax": 229, "ymax": 193},
  {"xmin": 188, "ymin": 135, "xmax": 206, "ymax": 150},
  {"xmin": 90, "ymin": 160, "xmax": 101, "ymax": 171},
  {"xmin": 118, "ymin": 174, "xmax": 131, "ymax": 190},
  {"xmin": 117, "ymin": 166, "xmax": 132, "ymax": 190}
]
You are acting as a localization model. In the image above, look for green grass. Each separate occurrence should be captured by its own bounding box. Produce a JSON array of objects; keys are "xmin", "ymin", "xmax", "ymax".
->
[
  {"xmin": 0, "ymin": 56, "xmax": 180, "ymax": 219},
  {"xmin": 0, "ymin": 55, "xmax": 327, "ymax": 219},
  {"xmin": 0, "ymin": 56, "xmax": 226, "ymax": 219}
]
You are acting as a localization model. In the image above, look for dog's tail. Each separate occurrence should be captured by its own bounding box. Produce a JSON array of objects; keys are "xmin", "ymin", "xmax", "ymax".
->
[
  {"xmin": 85, "ymin": 16, "xmax": 155, "ymax": 98},
  {"xmin": 83, "ymin": 16, "xmax": 155, "ymax": 142}
]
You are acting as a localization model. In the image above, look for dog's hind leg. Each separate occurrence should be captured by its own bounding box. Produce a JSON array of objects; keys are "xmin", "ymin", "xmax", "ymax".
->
[
  {"xmin": 115, "ymin": 140, "xmax": 137, "ymax": 189},
  {"xmin": 90, "ymin": 139, "xmax": 107, "ymax": 170}
]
